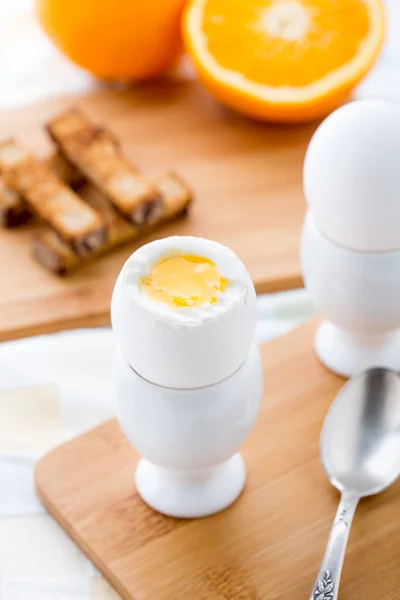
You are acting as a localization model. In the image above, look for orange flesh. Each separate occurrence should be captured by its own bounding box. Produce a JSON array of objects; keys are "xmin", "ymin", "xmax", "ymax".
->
[
  {"xmin": 141, "ymin": 255, "xmax": 227, "ymax": 308},
  {"xmin": 202, "ymin": 0, "xmax": 370, "ymax": 87}
]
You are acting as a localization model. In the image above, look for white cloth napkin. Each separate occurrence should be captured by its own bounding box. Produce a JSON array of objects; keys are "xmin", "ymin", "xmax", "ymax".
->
[{"xmin": 1, "ymin": 0, "xmax": 400, "ymax": 597}]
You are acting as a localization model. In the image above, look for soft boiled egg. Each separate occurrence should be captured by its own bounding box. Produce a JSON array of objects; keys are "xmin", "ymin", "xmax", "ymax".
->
[
  {"xmin": 304, "ymin": 99, "xmax": 400, "ymax": 252},
  {"xmin": 111, "ymin": 236, "xmax": 257, "ymax": 389}
]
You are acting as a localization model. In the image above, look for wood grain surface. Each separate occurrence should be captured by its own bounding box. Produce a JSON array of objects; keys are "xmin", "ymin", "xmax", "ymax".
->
[
  {"xmin": 0, "ymin": 81, "xmax": 313, "ymax": 342},
  {"xmin": 35, "ymin": 318, "xmax": 400, "ymax": 600}
]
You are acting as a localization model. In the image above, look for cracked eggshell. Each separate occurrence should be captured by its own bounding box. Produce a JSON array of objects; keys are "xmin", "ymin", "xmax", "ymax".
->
[
  {"xmin": 304, "ymin": 99, "xmax": 400, "ymax": 252},
  {"xmin": 111, "ymin": 236, "xmax": 257, "ymax": 389}
]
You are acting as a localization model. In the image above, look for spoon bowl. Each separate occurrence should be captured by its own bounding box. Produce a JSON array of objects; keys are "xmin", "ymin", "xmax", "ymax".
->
[
  {"xmin": 321, "ymin": 368, "xmax": 400, "ymax": 496},
  {"xmin": 310, "ymin": 368, "xmax": 400, "ymax": 600}
]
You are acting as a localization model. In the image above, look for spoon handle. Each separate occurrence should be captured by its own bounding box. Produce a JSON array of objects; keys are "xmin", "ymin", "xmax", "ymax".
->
[{"xmin": 310, "ymin": 492, "xmax": 359, "ymax": 600}]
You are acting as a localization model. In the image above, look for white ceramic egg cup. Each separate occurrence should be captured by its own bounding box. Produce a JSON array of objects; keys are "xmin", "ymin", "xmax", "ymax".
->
[
  {"xmin": 115, "ymin": 342, "xmax": 263, "ymax": 518},
  {"xmin": 301, "ymin": 211, "xmax": 400, "ymax": 377}
]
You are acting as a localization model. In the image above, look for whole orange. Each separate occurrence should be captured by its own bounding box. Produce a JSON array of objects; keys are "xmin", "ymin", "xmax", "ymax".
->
[{"xmin": 36, "ymin": 0, "xmax": 187, "ymax": 82}]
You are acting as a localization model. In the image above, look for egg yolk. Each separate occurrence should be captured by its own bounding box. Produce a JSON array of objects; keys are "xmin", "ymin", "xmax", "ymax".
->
[{"xmin": 141, "ymin": 254, "xmax": 227, "ymax": 308}]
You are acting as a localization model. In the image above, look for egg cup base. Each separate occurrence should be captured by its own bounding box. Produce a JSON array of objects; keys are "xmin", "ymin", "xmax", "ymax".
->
[
  {"xmin": 315, "ymin": 321, "xmax": 400, "ymax": 377},
  {"xmin": 135, "ymin": 453, "xmax": 246, "ymax": 518}
]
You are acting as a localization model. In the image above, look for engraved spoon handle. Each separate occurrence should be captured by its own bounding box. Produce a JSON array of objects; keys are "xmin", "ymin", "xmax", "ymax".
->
[{"xmin": 310, "ymin": 492, "xmax": 359, "ymax": 600}]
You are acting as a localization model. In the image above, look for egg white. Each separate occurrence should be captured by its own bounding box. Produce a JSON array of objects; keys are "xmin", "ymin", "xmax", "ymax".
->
[
  {"xmin": 111, "ymin": 236, "xmax": 257, "ymax": 388},
  {"xmin": 123, "ymin": 236, "xmax": 250, "ymax": 325}
]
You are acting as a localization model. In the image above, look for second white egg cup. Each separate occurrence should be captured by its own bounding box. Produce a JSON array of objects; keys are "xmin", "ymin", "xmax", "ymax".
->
[
  {"xmin": 115, "ymin": 342, "xmax": 262, "ymax": 518},
  {"xmin": 301, "ymin": 212, "xmax": 400, "ymax": 377}
]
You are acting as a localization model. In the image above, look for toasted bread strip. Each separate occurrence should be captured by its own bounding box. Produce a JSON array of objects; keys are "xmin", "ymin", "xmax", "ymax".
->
[
  {"xmin": 0, "ymin": 140, "xmax": 107, "ymax": 255},
  {"xmin": 47, "ymin": 109, "xmax": 163, "ymax": 226},
  {"xmin": 0, "ymin": 175, "xmax": 31, "ymax": 227},
  {"xmin": 34, "ymin": 172, "xmax": 192, "ymax": 274},
  {"xmin": 0, "ymin": 151, "xmax": 85, "ymax": 228}
]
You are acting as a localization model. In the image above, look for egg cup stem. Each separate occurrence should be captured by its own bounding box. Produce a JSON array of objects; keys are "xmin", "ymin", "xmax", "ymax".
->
[
  {"xmin": 315, "ymin": 321, "xmax": 400, "ymax": 377},
  {"xmin": 135, "ymin": 453, "xmax": 246, "ymax": 518}
]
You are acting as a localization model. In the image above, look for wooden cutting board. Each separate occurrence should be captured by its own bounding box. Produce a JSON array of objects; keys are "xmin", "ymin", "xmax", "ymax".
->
[
  {"xmin": 0, "ymin": 81, "xmax": 314, "ymax": 342},
  {"xmin": 35, "ymin": 318, "xmax": 400, "ymax": 600}
]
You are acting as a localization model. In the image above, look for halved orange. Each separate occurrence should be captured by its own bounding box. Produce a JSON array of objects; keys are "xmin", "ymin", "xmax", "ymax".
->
[{"xmin": 183, "ymin": 0, "xmax": 385, "ymax": 122}]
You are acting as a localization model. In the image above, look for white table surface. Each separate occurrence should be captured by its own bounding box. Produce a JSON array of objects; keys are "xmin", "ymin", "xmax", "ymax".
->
[{"xmin": 0, "ymin": 1, "xmax": 399, "ymax": 598}]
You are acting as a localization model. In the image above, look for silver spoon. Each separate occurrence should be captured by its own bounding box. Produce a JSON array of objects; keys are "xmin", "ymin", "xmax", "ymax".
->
[{"xmin": 310, "ymin": 368, "xmax": 400, "ymax": 600}]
